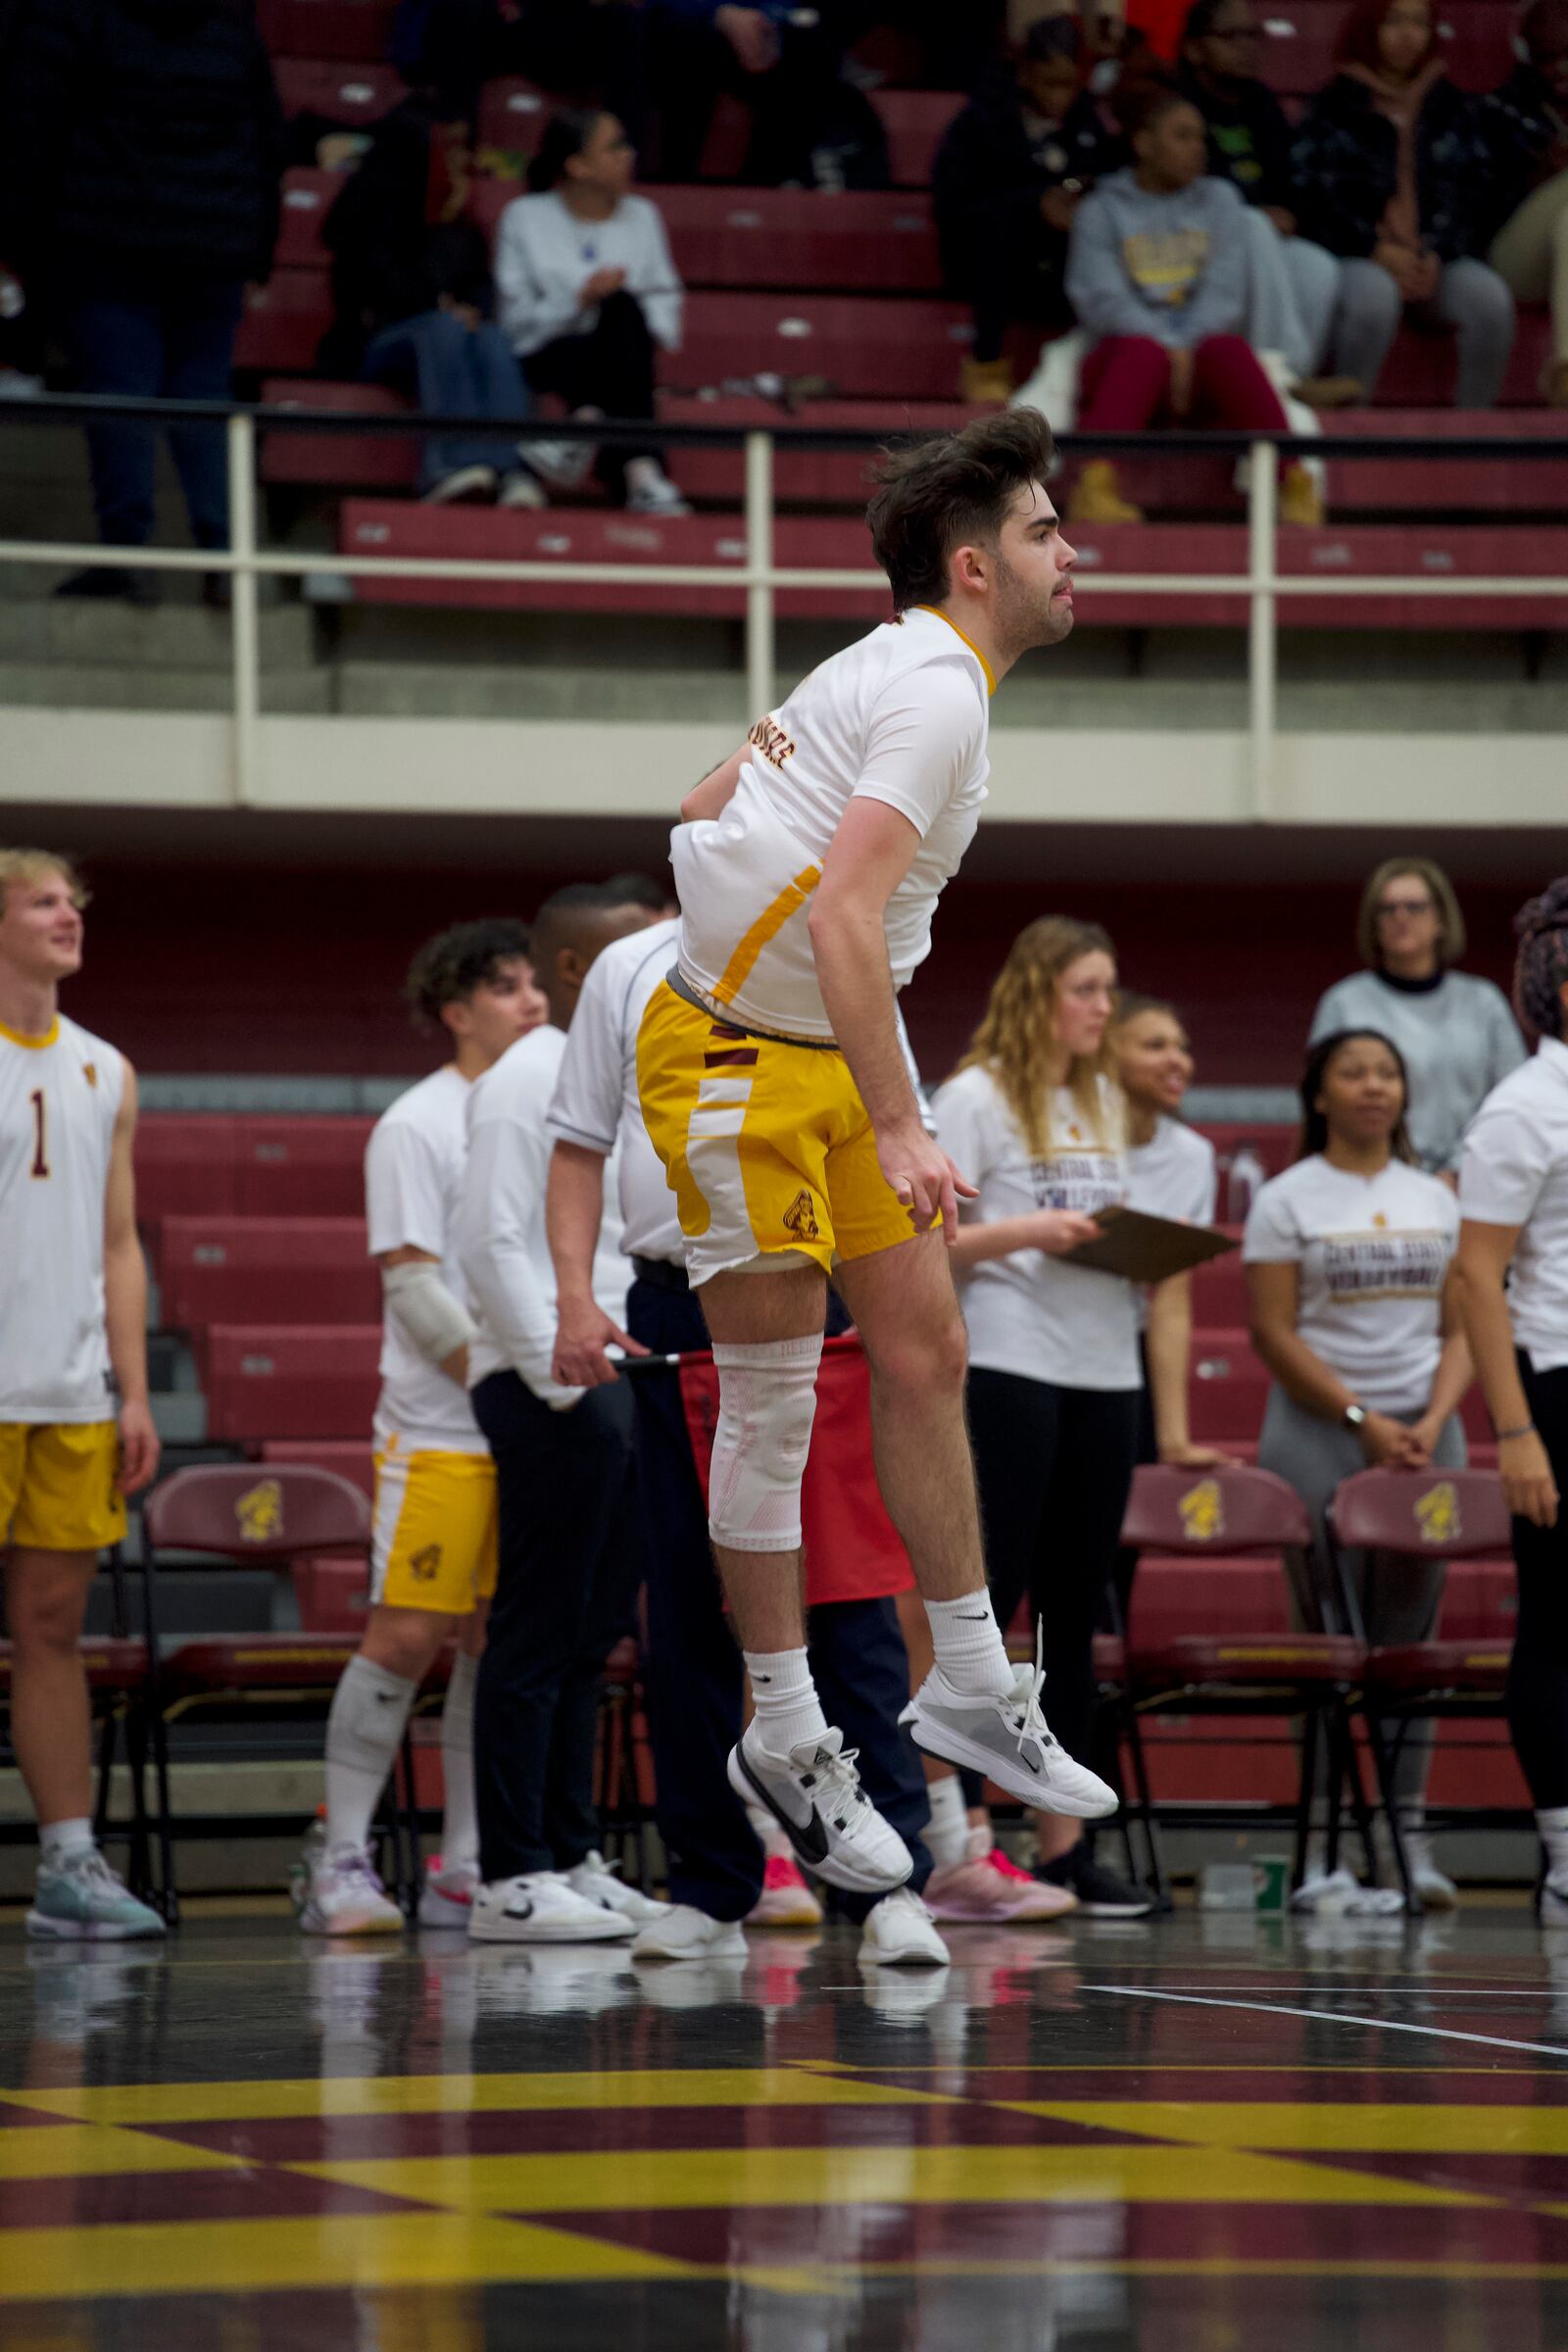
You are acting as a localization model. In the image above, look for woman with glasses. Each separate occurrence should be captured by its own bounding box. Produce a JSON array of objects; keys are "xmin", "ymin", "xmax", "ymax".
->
[{"xmin": 1309, "ymin": 858, "xmax": 1526, "ymax": 1178}]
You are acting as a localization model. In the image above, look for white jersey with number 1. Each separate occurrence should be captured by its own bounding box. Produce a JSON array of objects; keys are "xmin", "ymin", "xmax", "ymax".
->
[{"xmin": 0, "ymin": 1012, "xmax": 124, "ymax": 1423}]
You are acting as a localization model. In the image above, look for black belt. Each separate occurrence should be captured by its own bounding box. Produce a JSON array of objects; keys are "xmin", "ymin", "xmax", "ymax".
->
[
  {"xmin": 665, "ymin": 963, "xmax": 837, "ymax": 1051},
  {"xmin": 631, "ymin": 1254, "xmax": 691, "ymax": 1293}
]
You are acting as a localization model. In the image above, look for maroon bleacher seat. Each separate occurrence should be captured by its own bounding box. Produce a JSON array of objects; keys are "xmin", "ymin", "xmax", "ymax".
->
[
  {"xmin": 1197, "ymin": 1124, "xmax": 1295, "ymax": 1180},
  {"xmin": 204, "ymin": 1324, "xmax": 381, "ymax": 1441},
  {"xmin": 276, "ymin": 168, "xmax": 343, "ymax": 268},
  {"xmin": 1189, "ymin": 1238, "xmax": 1250, "ymax": 1327},
  {"xmin": 262, "ymin": 377, "xmax": 419, "ymax": 489},
  {"xmin": 134, "ymin": 1116, "xmax": 240, "ymax": 1233},
  {"xmin": 475, "ymin": 75, "xmax": 549, "ymax": 155},
  {"xmin": 657, "ymin": 396, "xmax": 980, "ymax": 505},
  {"xmin": 869, "ymin": 89, "xmax": 965, "ymax": 185},
  {"xmin": 262, "ymin": 1438, "xmax": 377, "ymax": 1494},
  {"xmin": 235, "ymin": 270, "xmax": 334, "ymax": 372},
  {"xmin": 1324, "ymin": 411, "xmax": 1568, "ymax": 513},
  {"xmin": 233, "ymin": 1117, "xmax": 374, "ymax": 1216},
  {"xmin": 1189, "ymin": 1329, "xmax": 1272, "ymax": 1444},
  {"xmin": 272, "ymin": 56, "xmax": 407, "ymax": 124},
  {"xmin": 652, "ymin": 188, "xmax": 940, "ymax": 293},
  {"xmin": 668, "ymin": 291, "xmax": 973, "ymax": 399},
  {"xmin": 1256, "ymin": 0, "xmax": 1515, "ymax": 95},
  {"xmin": 160, "ymin": 1217, "xmax": 376, "ymax": 1333},
  {"xmin": 257, "ymin": 0, "xmax": 397, "ymax": 61}
]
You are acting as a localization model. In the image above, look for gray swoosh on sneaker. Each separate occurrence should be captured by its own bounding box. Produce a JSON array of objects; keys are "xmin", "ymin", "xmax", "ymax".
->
[
  {"xmin": 916, "ymin": 1699, "xmax": 1048, "ymax": 1774},
  {"xmin": 734, "ymin": 1744, "xmax": 829, "ymax": 1866}
]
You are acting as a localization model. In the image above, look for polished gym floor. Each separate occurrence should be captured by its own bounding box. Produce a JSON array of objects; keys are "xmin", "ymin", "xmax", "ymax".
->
[{"xmin": 6, "ymin": 1902, "xmax": 1568, "ymax": 2348}]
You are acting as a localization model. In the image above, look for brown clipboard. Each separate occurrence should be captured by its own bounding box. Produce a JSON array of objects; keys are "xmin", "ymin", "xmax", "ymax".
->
[{"xmin": 1063, "ymin": 1202, "xmax": 1238, "ymax": 1284}]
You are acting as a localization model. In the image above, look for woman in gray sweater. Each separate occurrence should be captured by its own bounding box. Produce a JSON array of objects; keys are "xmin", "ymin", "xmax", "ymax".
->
[{"xmin": 1308, "ymin": 857, "xmax": 1526, "ymax": 1176}]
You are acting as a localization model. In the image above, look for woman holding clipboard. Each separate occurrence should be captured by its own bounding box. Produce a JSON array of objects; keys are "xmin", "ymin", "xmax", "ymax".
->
[
  {"xmin": 1245, "ymin": 1028, "xmax": 1472, "ymax": 1912},
  {"xmin": 1455, "ymin": 880, "xmax": 1568, "ymax": 1922},
  {"xmin": 933, "ymin": 918, "xmax": 1154, "ymax": 1918}
]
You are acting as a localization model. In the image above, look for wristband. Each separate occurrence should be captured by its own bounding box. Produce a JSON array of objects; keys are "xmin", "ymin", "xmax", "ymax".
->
[{"xmin": 1497, "ymin": 1423, "xmax": 1537, "ymax": 1443}]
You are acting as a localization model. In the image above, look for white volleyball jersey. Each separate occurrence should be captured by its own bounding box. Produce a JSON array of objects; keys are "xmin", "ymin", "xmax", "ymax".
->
[
  {"xmin": 672, "ymin": 605, "xmax": 992, "ymax": 1040},
  {"xmin": 0, "ymin": 1012, "xmax": 124, "ymax": 1423},
  {"xmin": 365, "ymin": 1064, "xmax": 488, "ymax": 1455}
]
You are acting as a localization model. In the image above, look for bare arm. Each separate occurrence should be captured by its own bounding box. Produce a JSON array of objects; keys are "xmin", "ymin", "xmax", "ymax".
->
[
  {"xmin": 375, "ymin": 1244, "xmax": 467, "ymax": 1387},
  {"xmin": 1408, "ymin": 1264, "xmax": 1475, "ymax": 1455},
  {"xmin": 680, "ymin": 745, "xmax": 747, "ymax": 824},
  {"xmin": 948, "ymin": 1208, "xmax": 1104, "ymax": 1272},
  {"xmin": 1146, "ymin": 1271, "xmax": 1228, "ymax": 1467},
  {"xmin": 103, "ymin": 1065, "xmax": 160, "ymax": 1495},
  {"xmin": 1248, "ymin": 1259, "xmax": 1416, "ymax": 1467},
  {"xmin": 547, "ymin": 1139, "xmax": 646, "ymax": 1388},
  {"xmin": 1456, "ymin": 1217, "xmax": 1558, "ymax": 1525}
]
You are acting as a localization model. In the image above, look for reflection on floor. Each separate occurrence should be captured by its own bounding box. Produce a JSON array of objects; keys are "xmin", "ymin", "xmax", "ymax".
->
[{"xmin": 6, "ymin": 1905, "xmax": 1568, "ymax": 2348}]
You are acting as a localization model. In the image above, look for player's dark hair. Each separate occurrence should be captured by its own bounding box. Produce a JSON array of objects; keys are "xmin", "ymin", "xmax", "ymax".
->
[
  {"xmin": 405, "ymin": 917, "xmax": 532, "ymax": 1031},
  {"xmin": 1296, "ymin": 1029, "xmax": 1416, "ymax": 1165},
  {"xmin": 1117, "ymin": 74, "xmax": 1196, "ymax": 139},
  {"xmin": 528, "ymin": 105, "xmax": 611, "ymax": 193},
  {"xmin": 1514, "ymin": 876, "xmax": 1568, "ymax": 1045},
  {"xmin": 866, "ymin": 409, "xmax": 1056, "ymax": 612},
  {"xmin": 603, "ymin": 869, "xmax": 667, "ymax": 913}
]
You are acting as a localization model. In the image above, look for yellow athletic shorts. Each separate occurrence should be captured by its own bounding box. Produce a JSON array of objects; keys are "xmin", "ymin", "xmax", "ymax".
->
[
  {"xmin": 369, "ymin": 1445, "xmax": 499, "ymax": 1614},
  {"xmin": 636, "ymin": 980, "xmax": 920, "ymax": 1286},
  {"xmin": 0, "ymin": 1422, "xmax": 125, "ymax": 1553}
]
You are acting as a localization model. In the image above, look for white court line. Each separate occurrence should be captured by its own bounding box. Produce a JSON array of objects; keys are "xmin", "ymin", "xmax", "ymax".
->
[
  {"xmin": 1083, "ymin": 1984, "xmax": 1568, "ymax": 2060},
  {"xmin": 1104, "ymin": 1984, "xmax": 1566, "ymax": 2000}
]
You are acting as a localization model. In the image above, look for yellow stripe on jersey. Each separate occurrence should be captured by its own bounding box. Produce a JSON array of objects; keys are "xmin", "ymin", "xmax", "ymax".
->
[
  {"xmin": 0, "ymin": 1017, "xmax": 61, "ymax": 1050},
  {"xmin": 913, "ymin": 605, "xmax": 996, "ymax": 696},
  {"xmin": 711, "ymin": 864, "xmax": 822, "ymax": 1008}
]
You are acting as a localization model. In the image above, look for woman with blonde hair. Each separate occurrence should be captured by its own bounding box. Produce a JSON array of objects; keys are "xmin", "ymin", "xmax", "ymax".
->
[
  {"xmin": 932, "ymin": 915, "xmax": 1153, "ymax": 1917},
  {"xmin": 1309, "ymin": 856, "xmax": 1525, "ymax": 1176}
]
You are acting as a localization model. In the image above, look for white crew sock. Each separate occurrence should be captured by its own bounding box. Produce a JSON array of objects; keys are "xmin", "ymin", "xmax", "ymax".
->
[
  {"xmin": 1540, "ymin": 1805, "xmax": 1568, "ymax": 1891},
  {"xmin": 438, "ymin": 1649, "xmax": 480, "ymax": 1872},
  {"xmin": 324, "ymin": 1654, "xmax": 416, "ymax": 1852},
  {"xmin": 743, "ymin": 1647, "xmax": 828, "ymax": 1757},
  {"xmin": 924, "ymin": 1774, "xmax": 968, "ymax": 1871},
  {"xmin": 39, "ymin": 1817, "xmax": 94, "ymax": 1866},
  {"xmin": 746, "ymin": 1800, "xmax": 792, "ymax": 1860},
  {"xmin": 924, "ymin": 1592, "xmax": 1015, "ymax": 1698}
]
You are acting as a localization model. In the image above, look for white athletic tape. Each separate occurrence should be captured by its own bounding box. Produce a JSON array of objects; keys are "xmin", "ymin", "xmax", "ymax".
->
[
  {"xmin": 707, "ymin": 1332, "xmax": 823, "ymax": 1553},
  {"xmin": 383, "ymin": 1258, "xmax": 477, "ymax": 1367}
]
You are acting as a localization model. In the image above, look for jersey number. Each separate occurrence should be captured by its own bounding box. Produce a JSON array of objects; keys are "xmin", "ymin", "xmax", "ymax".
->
[{"xmin": 28, "ymin": 1089, "xmax": 48, "ymax": 1179}]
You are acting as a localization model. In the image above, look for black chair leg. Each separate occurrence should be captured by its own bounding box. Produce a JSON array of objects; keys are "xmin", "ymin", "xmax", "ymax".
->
[
  {"xmin": 1366, "ymin": 1697, "xmax": 1417, "ymax": 1911},
  {"xmin": 151, "ymin": 1708, "xmax": 179, "ymax": 1928},
  {"xmin": 1120, "ymin": 1696, "xmax": 1168, "ymax": 1907},
  {"xmin": 1294, "ymin": 1704, "xmax": 1321, "ymax": 1889},
  {"xmin": 91, "ymin": 1707, "xmax": 118, "ymax": 1845}
]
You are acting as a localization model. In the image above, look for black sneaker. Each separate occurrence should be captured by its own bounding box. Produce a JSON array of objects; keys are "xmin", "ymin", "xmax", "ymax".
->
[
  {"xmin": 54, "ymin": 564, "xmax": 160, "ymax": 607},
  {"xmin": 1040, "ymin": 1847, "xmax": 1155, "ymax": 1918}
]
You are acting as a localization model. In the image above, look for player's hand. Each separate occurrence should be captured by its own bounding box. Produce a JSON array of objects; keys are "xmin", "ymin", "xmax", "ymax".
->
[
  {"xmin": 1500, "ymin": 1428, "xmax": 1560, "ymax": 1527},
  {"xmin": 1357, "ymin": 1408, "xmax": 1419, "ymax": 1468},
  {"xmin": 1031, "ymin": 1208, "xmax": 1105, "ymax": 1256},
  {"xmin": 552, "ymin": 1298, "xmax": 649, "ymax": 1390},
  {"xmin": 581, "ymin": 265, "xmax": 628, "ymax": 304},
  {"xmin": 1158, "ymin": 1439, "xmax": 1234, "ymax": 1468},
  {"xmin": 877, "ymin": 1124, "xmax": 976, "ymax": 1245},
  {"xmin": 117, "ymin": 1398, "xmax": 161, "ymax": 1496}
]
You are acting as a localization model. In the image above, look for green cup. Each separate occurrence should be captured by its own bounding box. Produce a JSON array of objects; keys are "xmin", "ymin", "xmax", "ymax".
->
[{"xmin": 1252, "ymin": 1855, "xmax": 1290, "ymax": 1912}]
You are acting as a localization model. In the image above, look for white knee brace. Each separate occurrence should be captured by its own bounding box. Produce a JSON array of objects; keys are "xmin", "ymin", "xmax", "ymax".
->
[{"xmin": 707, "ymin": 1333, "xmax": 823, "ymax": 1552}]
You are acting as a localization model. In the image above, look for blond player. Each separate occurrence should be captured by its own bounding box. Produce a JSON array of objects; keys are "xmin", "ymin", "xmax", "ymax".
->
[
  {"xmin": 297, "ymin": 920, "xmax": 547, "ymax": 1935},
  {"xmin": 0, "ymin": 847, "xmax": 163, "ymax": 1939}
]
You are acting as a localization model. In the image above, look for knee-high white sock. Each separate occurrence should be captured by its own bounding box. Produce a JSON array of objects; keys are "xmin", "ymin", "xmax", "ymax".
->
[
  {"xmin": 324, "ymin": 1654, "xmax": 416, "ymax": 1853},
  {"xmin": 743, "ymin": 1647, "xmax": 828, "ymax": 1757},
  {"xmin": 1540, "ymin": 1805, "xmax": 1568, "ymax": 1891},
  {"xmin": 439, "ymin": 1649, "xmax": 480, "ymax": 1872},
  {"xmin": 924, "ymin": 1592, "xmax": 1015, "ymax": 1698},
  {"xmin": 924, "ymin": 1774, "xmax": 968, "ymax": 1871}
]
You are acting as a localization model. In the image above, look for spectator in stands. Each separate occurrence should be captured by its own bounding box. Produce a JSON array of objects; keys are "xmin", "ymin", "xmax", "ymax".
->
[
  {"xmin": 932, "ymin": 916, "xmax": 1156, "ymax": 1919},
  {"xmin": 1308, "ymin": 857, "xmax": 1527, "ymax": 1177},
  {"xmin": 1177, "ymin": 0, "xmax": 1348, "ymax": 393},
  {"xmin": 0, "ymin": 0, "xmax": 284, "ymax": 606},
  {"xmin": 932, "ymin": 16, "xmax": 1121, "ymax": 403},
  {"xmin": 1483, "ymin": 0, "xmax": 1568, "ymax": 406},
  {"xmin": 1246, "ymin": 1027, "xmax": 1472, "ymax": 1912},
  {"xmin": 1291, "ymin": 0, "xmax": 1516, "ymax": 408},
  {"xmin": 496, "ymin": 110, "xmax": 690, "ymax": 515},
  {"xmin": 320, "ymin": 103, "xmax": 547, "ymax": 508},
  {"xmin": 649, "ymin": 2, "xmax": 883, "ymax": 189},
  {"xmin": 1456, "ymin": 878, "xmax": 1568, "ymax": 1924},
  {"xmin": 406, "ymin": 0, "xmax": 650, "ymax": 149},
  {"xmin": 1063, "ymin": 82, "xmax": 1322, "ymax": 522}
]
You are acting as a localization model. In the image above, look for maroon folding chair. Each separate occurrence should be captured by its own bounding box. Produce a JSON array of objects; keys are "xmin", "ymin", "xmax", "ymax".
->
[
  {"xmin": 138, "ymin": 1463, "xmax": 401, "ymax": 1924},
  {"xmin": 1327, "ymin": 1464, "xmax": 1515, "ymax": 1908},
  {"xmin": 1117, "ymin": 1463, "xmax": 1374, "ymax": 1898}
]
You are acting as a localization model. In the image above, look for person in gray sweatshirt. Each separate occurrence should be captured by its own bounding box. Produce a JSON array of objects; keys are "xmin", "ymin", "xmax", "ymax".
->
[
  {"xmin": 1309, "ymin": 857, "xmax": 1527, "ymax": 1177},
  {"xmin": 1063, "ymin": 80, "xmax": 1320, "ymax": 525}
]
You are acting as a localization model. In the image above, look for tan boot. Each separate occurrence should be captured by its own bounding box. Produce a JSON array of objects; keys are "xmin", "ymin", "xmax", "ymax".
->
[
  {"xmin": 1290, "ymin": 373, "xmax": 1364, "ymax": 410},
  {"xmin": 961, "ymin": 354, "xmax": 1014, "ymax": 405},
  {"xmin": 1066, "ymin": 459, "xmax": 1143, "ymax": 524},
  {"xmin": 1280, "ymin": 460, "xmax": 1324, "ymax": 527},
  {"xmin": 1542, "ymin": 357, "xmax": 1568, "ymax": 407}
]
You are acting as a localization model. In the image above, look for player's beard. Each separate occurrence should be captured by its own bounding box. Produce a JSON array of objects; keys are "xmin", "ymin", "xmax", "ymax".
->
[{"xmin": 993, "ymin": 549, "xmax": 1071, "ymax": 660}]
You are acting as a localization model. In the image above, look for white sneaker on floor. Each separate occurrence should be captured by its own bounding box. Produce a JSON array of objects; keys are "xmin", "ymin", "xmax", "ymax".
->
[
  {"xmin": 296, "ymin": 1841, "xmax": 404, "ymax": 1936},
  {"xmin": 525, "ymin": 409, "xmax": 602, "ymax": 493},
  {"xmin": 499, "ymin": 467, "xmax": 547, "ymax": 509},
  {"xmin": 566, "ymin": 1849, "xmax": 669, "ymax": 1926},
  {"xmin": 631, "ymin": 1904, "xmax": 748, "ymax": 1963},
  {"xmin": 728, "ymin": 1724, "xmax": 912, "ymax": 1895},
  {"xmin": 26, "ymin": 1849, "xmax": 166, "ymax": 1942},
  {"xmin": 1403, "ymin": 1832, "xmax": 1459, "ymax": 1910},
  {"xmin": 902, "ymin": 1641, "xmax": 1117, "ymax": 1819},
  {"xmin": 468, "ymin": 1870, "xmax": 634, "ymax": 1943},
  {"xmin": 623, "ymin": 459, "xmax": 691, "ymax": 516},
  {"xmin": 417, "ymin": 1854, "xmax": 481, "ymax": 1929},
  {"xmin": 858, "ymin": 1889, "xmax": 951, "ymax": 1969},
  {"xmin": 1290, "ymin": 1866, "xmax": 1403, "ymax": 1918},
  {"xmin": 422, "ymin": 463, "xmax": 497, "ymax": 505}
]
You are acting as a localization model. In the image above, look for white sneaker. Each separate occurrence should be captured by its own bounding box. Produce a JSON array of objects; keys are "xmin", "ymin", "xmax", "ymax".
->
[
  {"xmin": 631, "ymin": 1904, "xmax": 748, "ymax": 1963},
  {"xmin": 422, "ymin": 463, "xmax": 497, "ymax": 505},
  {"xmin": 1541, "ymin": 1877, "xmax": 1568, "ymax": 1926},
  {"xmin": 417, "ymin": 1854, "xmax": 480, "ymax": 1930},
  {"xmin": 499, "ymin": 467, "xmax": 547, "ymax": 509},
  {"xmin": 27, "ymin": 1849, "xmax": 167, "ymax": 1942},
  {"xmin": 524, "ymin": 409, "xmax": 602, "ymax": 492},
  {"xmin": 728, "ymin": 1724, "xmax": 912, "ymax": 1894},
  {"xmin": 858, "ymin": 1888, "xmax": 951, "ymax": 1969},
  {"xmin": 623, "ymin": 459, "xmax": 691, "ymax": 516},
  {"xmin": 467, "ymin": 1870, "xmax": 634, "ymax": 1943},
  {"xmin": 1403, "ymin": 1831, "xmax": 1459, "ymax": 1910},
  {"xmin": 1290, "ymin": 1866, "xmax": 1403, "ymax": 1918},
  {"xmin": 902, "ymin": 1638, "xmax": 1117, "ymax": 1819},
  {"xmin": 296, "ymin": 1842, "xmax": 404, "ymax": 1936},
  {"xmin": 566, "ymin": 1849, "xmax": 669, "ymax": 1926}
]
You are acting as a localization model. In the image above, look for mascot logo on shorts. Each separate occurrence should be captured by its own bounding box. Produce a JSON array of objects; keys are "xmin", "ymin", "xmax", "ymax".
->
[
  {"xmin": 409, "ymin": 1544, "xmax": 443, "ymax": 1583},
  {"xmin": 782, "ymin": 1190, "xmax": 821, "ymax": 1244},
  {"xmin": 1414, "ymin": 1481, "xmax": 1460, "ymax": 1546},
  {"xmin": 1179, "ymin": 1477, "xmax": 1225, "ymax": 1544},
  {"xmin": 235, "ymin": 1478, "xmax": 283, "ymax": 1544}
]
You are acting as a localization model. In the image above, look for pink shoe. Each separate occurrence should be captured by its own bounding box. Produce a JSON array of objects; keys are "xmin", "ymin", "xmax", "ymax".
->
[
  {"xmin": 986, "ymin": 1845, "xmax": 1078, "ymax": 1919},
  {"xmin": 746, "ymin": 1852, "xmax": 824, "ymax": 1929},
  {"xmin": 924, "ymin": 1850, "xmax": 1031, "ymax": 1923}
]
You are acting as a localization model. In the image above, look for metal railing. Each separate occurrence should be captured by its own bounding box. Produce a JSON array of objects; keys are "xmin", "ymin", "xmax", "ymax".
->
[{"xmin": 4, "ymin": 393, "xmax": 1568, "ymax": 812}]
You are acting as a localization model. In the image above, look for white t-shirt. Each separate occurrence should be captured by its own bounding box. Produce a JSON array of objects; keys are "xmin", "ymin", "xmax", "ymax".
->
[
  {"xmin": 0, "ymin": 1012, "xmax": 123, "ymax": 1422},
  {"xmin": 1459, "ymin": 1035, "xmax": 1568, "ymax": 1374},
  {"xmin": 546, "ymin": 917, "xmax": 684, "ymax": 1264},
  {"xmin": 672, "ymin": 607, "xmax": 991, "ymax": 1040},
  {"xmin": 365, "ymin": 1063, "xmax": 487, "ymax": 1456},
  {"xmin": 1126, "ymin": 1112, "xmax": 1219, "ymax": 1332},
  {"xmin": 458, "ymin": 1026, "xmax": 629, "ymax": 1408},
  {"xmin": 1243, "ymin": 1154, "xmax": 1460, "ymax": 1413},
  {"xmin": 494, "ymin": 191, "xmax": 684, "ymax": 359},
  {"xmin": 933, "ymin": 1063, "xmax": 1140, "ymax": 1392}
]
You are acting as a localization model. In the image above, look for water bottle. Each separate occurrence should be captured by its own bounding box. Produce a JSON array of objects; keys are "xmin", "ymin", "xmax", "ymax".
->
[{"xmin": 1225, "ymin": 1141, "xmax": 1266, "ymax": 1225}]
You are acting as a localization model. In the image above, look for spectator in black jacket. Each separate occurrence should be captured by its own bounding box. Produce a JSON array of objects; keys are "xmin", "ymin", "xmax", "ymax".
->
[
  {"xmin": 0, "ymin": 0, "xmax": 284, "ymax": 603},
  {"xmin": 1291, "ymin": 0, "xmax": 1515, "ymax": 406},
  {"xmin": 321, "ymin": 103, "xmax": 543, "ymax": 508},
  {"xmin": 933, "ymin": 16, "xmax": 1120, "ymax": 402},
  {"xmin": 1484, "ymin": 0, "xmax": 1568, "ymax": 405}
]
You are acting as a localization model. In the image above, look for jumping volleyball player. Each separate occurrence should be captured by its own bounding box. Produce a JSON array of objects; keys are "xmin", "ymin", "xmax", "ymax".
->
[{"xmin": 635, "ymin": 410, "xmax": 1118, "ymax": 1899}]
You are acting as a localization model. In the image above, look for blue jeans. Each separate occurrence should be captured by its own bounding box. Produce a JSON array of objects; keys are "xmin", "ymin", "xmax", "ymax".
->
[
  {"xmin": 361, "ymin": 310, "xmax": 531, "ymax": 493},
  {"xmin": 57, "ymin": 280, "xmax": 244, "ymax": 549}
]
